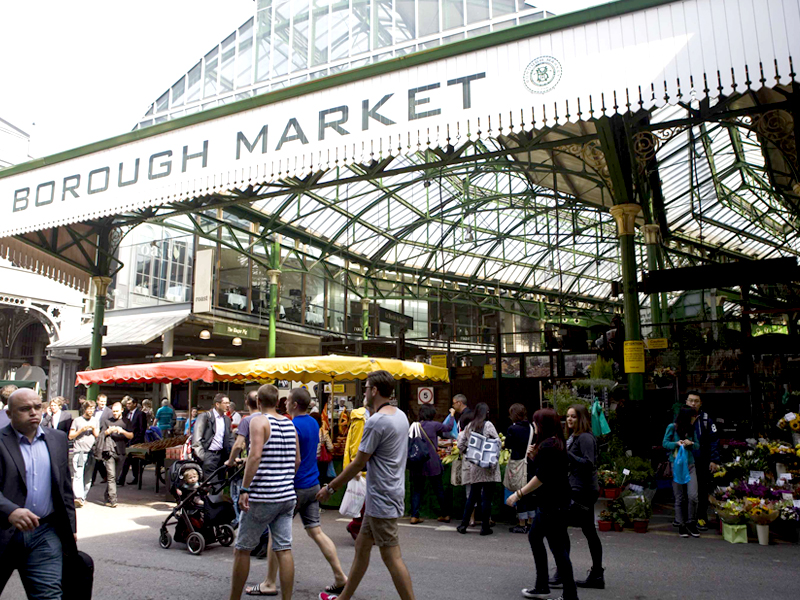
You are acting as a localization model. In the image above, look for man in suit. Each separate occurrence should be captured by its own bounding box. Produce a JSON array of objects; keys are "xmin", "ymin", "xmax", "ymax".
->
[
  {"xmin": 192, "ymin": 393, "xmax": 233, "ymax": 483},
  {"xmin": 90, "ymin": 394, "xmax": 114, "ymax": 486},
  {"xmin": 0, "ymin": 388, "xmax": 78, "ymax": 598},
  {"xmin": 42, "ymin": 397, "xmax": 72, "ymax": 434},
  {"xmin": 117, "ymin": 396, "xmax": 147, "ymax": 486}
]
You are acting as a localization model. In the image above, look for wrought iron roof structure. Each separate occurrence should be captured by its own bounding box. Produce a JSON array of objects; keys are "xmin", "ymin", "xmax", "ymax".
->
[{"xmin": 1, "ymin": 0, "xmax": 798, "ymax": 327}]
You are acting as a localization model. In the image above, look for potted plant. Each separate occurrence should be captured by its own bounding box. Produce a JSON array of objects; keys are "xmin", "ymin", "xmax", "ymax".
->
[
  {"xmin": 628, "ymin": 497, "xmax": 652, "ymax": 533},
  {"xmin": 599, "ymin": 470, "xmax": 622, "ymax": 498},
  {"xmin": 609, "ymin": 499, "xmax": 627, "ymax": 531},
  {"xmin": 598, "ymin": 510, "xmax": 613, "ymax": 532}
]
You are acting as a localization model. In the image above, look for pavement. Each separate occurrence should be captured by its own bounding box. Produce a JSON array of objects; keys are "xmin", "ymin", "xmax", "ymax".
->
[{"xmin": 3, "ymin": 467, "xmax": 800, "ymax": 600}]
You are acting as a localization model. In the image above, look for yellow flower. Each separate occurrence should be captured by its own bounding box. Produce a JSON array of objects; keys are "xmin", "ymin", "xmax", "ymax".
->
[{"xmin": 791, "ymin": 420, "xmax": 800, "ymax": 431}]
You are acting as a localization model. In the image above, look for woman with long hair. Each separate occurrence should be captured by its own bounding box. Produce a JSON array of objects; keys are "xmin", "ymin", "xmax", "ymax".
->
[
  {"xmin": 505, "ymin": 403, "xmax": 534, "ymax": 533},
  {"xmin": 550, "ymin": 404, "xmax": 604, "ymax": 590},
  {"xmin": 507, "ymin": 408, "xmax": 578, "ymax": 600},
  {"xmin": 409, "ymin": 404, "xmax": 453, "ymax": 524},
  {"xmin": 664, "ymin": 405, "xmax": 700, "ymax": 538},
  {"xmin": 456, "ymin": 402, "xmax": 501, "ymax": 535}
]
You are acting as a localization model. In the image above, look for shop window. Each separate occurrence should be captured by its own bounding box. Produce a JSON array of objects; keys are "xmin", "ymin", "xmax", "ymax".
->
[
  {"xmin": 132, "ymin": 236, "xmax": 193, "ymax": 303},
  {"xmin": 525, "ymin": 355, "xmax": 551, "ymax": 378}
]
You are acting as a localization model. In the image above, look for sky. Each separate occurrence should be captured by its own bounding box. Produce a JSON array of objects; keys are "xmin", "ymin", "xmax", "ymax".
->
[{"xmin": 0, "ymin": 0, "xmax": 606, "ymax": 159}]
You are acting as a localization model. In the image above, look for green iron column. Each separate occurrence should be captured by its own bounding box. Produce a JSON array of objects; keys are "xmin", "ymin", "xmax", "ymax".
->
[
  {"xmin": 642, "ymin": 224, "xmax": 663, "ymax": 338},
  {"xmin": 86, "ymin": 276, "xmax": 112, "ymax": 401},
  {"xmin": 361, "ymin": 296, "xmax": 370, "ymax": 342},
  {"xmin": 610, "ymin": 204, "xmax": 645, "ymax": 402},
  {"xmin": 267, "ymin": 237, "xmax": 281, "ymax": 358}
]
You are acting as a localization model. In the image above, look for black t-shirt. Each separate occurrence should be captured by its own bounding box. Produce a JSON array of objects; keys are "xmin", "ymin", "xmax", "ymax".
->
[
  {"xmin": 529, "ymin": 437, "xmax": 571, "ymax": 511},
  {"xmin": 106, "ymin": 417, "xmax": 132, "ymax": 457},
  {"xmin": 506, "ymin": 421, "xmax": 534, "ymax": 461}
]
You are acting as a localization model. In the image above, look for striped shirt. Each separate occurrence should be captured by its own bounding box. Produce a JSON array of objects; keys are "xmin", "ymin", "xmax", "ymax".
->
[{"xmin": 249, "ymin": 414, "xmax": 297, "ymax": 503}]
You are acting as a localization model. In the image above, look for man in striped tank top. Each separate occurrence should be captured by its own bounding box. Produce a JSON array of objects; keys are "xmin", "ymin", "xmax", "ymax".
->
[
  {"xmin": 316, "ymin": 370, "xmax": 416, "ymax": 600},
  {"xmin": 229, "ymin": 385, "xmax": 300, "ymax": 600}
]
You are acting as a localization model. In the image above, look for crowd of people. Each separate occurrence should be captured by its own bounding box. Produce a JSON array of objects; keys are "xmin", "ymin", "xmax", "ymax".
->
[{"xmin": 0, "ymin": 373, "xmax": 720, "ymax": 600}]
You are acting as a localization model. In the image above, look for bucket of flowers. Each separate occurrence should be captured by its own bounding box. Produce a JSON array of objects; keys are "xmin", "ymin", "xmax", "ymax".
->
[
  {"xmin": 716, "ymin": 499, "xmax": 748, "ymax": 543},
  {"xmin": 777, "ymin": 412, "xmax": 800, "ymax": 445},
  {"xmin": 745, "ymin": 498, "xmax": 780, "ymax": 546},
  {"xmin": 778, "ymin": 503, "xmax": 800, "ymax": 544}
]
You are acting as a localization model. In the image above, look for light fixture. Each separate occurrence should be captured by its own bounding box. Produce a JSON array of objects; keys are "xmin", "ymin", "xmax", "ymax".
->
[
  {"xmin": 199, "ymin": 329, "xmax": 211, "ymax": 340},
  {"xmin": 232, "ymin": 337, "xmax": 243, "ymax": 346},
  {"xmin": 100, "ymin": 347, "xmax": 107, "ymax": 356},
  {"xmin": 208, "ymin": 353, "xmax": 216, "ymax": 358},
  {"xmin": 154, "ymin": 353, "xmax": 162, "ymax": 358}
]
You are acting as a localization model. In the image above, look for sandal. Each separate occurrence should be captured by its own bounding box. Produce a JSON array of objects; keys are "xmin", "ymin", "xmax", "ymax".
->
[
  {"xmin": 246, "ymin": 584, "xmax": 278, "ymax": 596},
  {"xmin": 325, "ymin": 583, "xmax": 346, "ymax": 595}
]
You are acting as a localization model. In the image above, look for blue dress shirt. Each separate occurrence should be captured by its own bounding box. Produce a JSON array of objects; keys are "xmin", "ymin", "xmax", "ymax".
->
[{"xmin": 14, "ymin": 426, "xmax": 53, "ymax": 518}]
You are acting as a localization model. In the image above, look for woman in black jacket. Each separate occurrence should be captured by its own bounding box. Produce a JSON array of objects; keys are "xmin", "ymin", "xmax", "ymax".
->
[
  {"xmin": 550, "ymin": 404, "xmax": 604, "ymax": 590},
  {"xmin": 505, "ymin": 403, "xmax": 535, "ymax": 533},
  {"xmin": 507, "ymin": 409, "xmax": 578, "ymax": 600}
]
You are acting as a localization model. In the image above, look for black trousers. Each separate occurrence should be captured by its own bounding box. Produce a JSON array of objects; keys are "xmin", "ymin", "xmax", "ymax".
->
[
  {"xmin": 529, "ymin": 507, "xmax": 578, "ymax": 600},
  {"xmin": 202, "ymin": 450, "xmax": 228, "ymax": 484},
  {"xmin": 460, "ymin": 482, "xmax": 494, "ymax": 532}
]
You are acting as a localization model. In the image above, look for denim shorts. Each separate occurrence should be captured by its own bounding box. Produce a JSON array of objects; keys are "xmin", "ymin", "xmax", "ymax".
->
[
  {"xmin": 294, "ymin": 485, "xmax": 321, "ymax": 529},
  {"xmin": 235, "ymin": 499, "xmax": 295, "ymax": 552}
]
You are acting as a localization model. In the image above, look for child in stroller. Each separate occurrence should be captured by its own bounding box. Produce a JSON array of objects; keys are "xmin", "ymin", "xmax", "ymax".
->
[{"xmin": 158, "ymin": 459, "xmax": 240, "ymax": 555}]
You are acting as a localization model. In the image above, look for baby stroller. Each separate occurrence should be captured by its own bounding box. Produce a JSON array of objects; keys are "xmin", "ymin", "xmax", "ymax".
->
[{"xmin": 158, "ymin": 459, "xmax": 242, "ymax": 555}]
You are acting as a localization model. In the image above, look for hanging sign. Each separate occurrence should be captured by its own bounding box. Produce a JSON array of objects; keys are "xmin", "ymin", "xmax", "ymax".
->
[
  {"xmin": 212, "ymin": 322, "xmax": 259, "ymax": 340},
  {"xmin": 417, "ymin": 387, "xmax": 434, "ymax": 405},
  {"xmin": 645, "ymin": 338, "xmax": 668, "ymax": 350},
  {"xmin": 623, "ymin": 341, "xmax": 645, "ymax": 374},
  {"xmin": 193, "ymin": 248, "xmax": 214, "ymax": 313},
  {"xmin": 333, "ymin": 384, "xmax": 345, "ymax": 394},
  {"xmin": 483, "ymin": 364, "xmax": 494, "ymax": 379},
  {"xmin": 430, "ymin": 354, "xmax": 447, "ymax": 368}
]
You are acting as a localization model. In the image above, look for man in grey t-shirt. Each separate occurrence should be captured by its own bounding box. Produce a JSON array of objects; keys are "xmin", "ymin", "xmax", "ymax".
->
[
  {"xmin": 69, "ymin": 400, "xmax": 99, "ymax": 507},
  {"xmin": 317, "ymin": 370, "xmax": 415, "ymax": 600}
]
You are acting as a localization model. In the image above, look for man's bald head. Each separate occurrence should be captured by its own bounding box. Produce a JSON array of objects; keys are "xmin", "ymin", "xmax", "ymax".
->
[{"xmin": 8, "ymin": 388, "xmax": 44, "ymax": 436}]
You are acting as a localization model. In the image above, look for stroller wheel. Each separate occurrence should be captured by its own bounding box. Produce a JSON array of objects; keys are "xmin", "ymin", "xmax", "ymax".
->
[
  {"xmin": 186, "ymin": 532, "xmax": 205, "ymax": 555},
  {"xmin": 217, "ymin": 524, "xmax": 235, "ymax": 547},
  {"xmin": 159, "ymin": 530, "xmax": 172, "ymax": 549}
]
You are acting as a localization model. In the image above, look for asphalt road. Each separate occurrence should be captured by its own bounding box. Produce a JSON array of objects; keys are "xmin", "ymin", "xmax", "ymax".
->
[{"xmin": 3, "ymin": 469, "xmax": 799, "ymax": 600}]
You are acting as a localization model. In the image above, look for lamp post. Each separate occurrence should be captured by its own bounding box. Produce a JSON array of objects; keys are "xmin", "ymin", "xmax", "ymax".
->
[{"xmin": 87, "ymin": 276, "xmax": 112, "ymax": 401}]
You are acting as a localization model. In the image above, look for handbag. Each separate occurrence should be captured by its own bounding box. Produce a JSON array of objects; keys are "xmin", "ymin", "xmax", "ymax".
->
[
  {"xmin": 407, "ymin": 422, "xmax": 431, "ymax": 468},
  {"xmin": 464, "ymin": 425, "xmax": 501, "ymax": 469},
  {"xmin": 503, "ymin": 424, "xmax": 534, "ymax": 491},
  {"xmin": 318, "ymin": 432, "xmax": 333, "ymax": 462},
  {"xmin": 450, "ymin": 455, "xmax": 463, "ymax": 486}
]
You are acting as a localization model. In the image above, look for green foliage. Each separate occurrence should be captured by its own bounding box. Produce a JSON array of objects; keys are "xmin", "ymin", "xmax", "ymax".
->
[
  {"xmin": 609, "ymin": 456, "xmax": 655, "ymax": 486},
  {"xmin": 589, "ymin": 356, "xmax": 615, "ymax": 380},
  {"xmin": 608, "ymin": 498, "xmax": 628, "ymax": 525},
  {"xmin": 573, "ymin": 378, "xmax": 617, "ymax": 392},
  {"xmin": 627, "ymin": 497, "xmax": 652, "ymax": 520},
  {"xmin": 544, "ymin": 384, "xmax": 586, "ymax": 416}
]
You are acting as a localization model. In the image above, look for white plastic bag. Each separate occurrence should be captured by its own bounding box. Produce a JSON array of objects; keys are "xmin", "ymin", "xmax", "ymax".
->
[{"xmin": 339, "ymin": 477, "xmax": 367, "ymax": 518}]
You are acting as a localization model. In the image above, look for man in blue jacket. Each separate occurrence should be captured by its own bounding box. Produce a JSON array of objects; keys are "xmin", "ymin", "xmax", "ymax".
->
[{"xmin": 686, "ymin": 391, "xmax": 720, "ymax": 531}]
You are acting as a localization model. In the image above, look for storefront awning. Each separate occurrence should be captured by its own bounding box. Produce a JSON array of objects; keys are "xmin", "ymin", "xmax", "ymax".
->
[
  {"xmin": 49, "ymin": 308, "xmax": 190, "ymax": 350},
  {"xmin": 75, "ymin": 359, "xmax": 215, "ymax": 386}
]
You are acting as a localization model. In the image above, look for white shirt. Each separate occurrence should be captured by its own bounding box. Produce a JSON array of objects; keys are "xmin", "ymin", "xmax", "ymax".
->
[
  {"xmin": 209, "ymin": 409, "xmax": 225, "ymax": 451},
  {"xmin": 50, "ymin": 409, "xmax": 61, "ymax": 428}
]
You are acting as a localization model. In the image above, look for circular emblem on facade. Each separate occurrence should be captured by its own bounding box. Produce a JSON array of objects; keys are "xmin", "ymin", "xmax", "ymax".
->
[{"xmin": 523, "ymin": 56, "xmax": 562, "ymax": 94}]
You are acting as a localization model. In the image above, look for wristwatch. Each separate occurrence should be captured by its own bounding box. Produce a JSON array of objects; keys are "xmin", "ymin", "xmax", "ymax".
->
[{"xmin": 240, "ymin": 487, "xmax": 250, "ymax": 494}]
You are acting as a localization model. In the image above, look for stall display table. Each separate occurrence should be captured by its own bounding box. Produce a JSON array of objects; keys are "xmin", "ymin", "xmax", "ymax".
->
[{"xmin": 125, "ymin": 447, "xmax": 166, "ymax": 493}]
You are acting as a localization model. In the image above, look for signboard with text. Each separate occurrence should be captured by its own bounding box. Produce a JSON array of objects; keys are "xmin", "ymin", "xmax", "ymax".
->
[
  {"xmin": 212, "ymin": 321, "xmax": 260, "ymax": 340},
  {"xmin": 623, "ymin": 341, "xmax": 645, "ymax": 374}
]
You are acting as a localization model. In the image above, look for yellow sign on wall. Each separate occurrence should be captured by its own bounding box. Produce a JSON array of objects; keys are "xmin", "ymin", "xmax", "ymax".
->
[
  {"xmin": 483, "ymin": 364, "xmax": 494, "ymax": 379},
  {"xmin": 623, "ymin": 341, "xmax": 646, "ymax": 373},
  {"xmin": 333, "ymin": 384, "xmax": 345, "ymax": 394},
  {"xmin": 645, "ymin": 338, "xmax": 668, "ymax": 350},
  {"xmin": 430, "ymin": 354, "xmax": 447, "ymax": 368}
]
